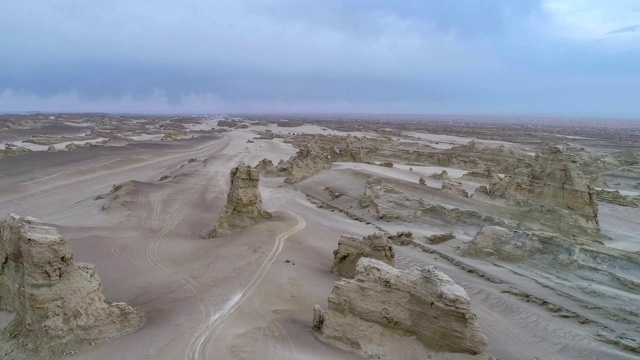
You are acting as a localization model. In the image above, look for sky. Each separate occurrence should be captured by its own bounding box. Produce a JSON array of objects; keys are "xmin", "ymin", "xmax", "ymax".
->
[{"xmin": 1, "ymin": 0, "xmax": 639, "ymax": 117}]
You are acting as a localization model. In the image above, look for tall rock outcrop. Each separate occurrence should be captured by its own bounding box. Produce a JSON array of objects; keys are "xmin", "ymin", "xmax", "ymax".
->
[
  {"xmin": 314, "ymin": 258, "xmax": 489, "ymax": 359},
  {"xmin": 207, "ymin": 162, "xmax": 271, "ymax": 237},
  {"xmin": 487, "ymin": 147, "xmax": 600, "ymax": 234},
  {"xmin": 331, "ymin": 232, "xmax": 395, "ymax": 278},
  {"xmin": 0, "ymin": 215, "xmax": 143, "ymax": 357}
]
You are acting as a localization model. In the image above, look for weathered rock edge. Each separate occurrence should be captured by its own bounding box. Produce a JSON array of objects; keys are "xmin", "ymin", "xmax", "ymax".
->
[
  {"xmin": 0, "ymin": 215, "xmax": 144, "ymax": 357},
  {"xmin": 314, "ymin": 258, "xmax": 489, "ymax": 359},
  {"xmin": 207, "ymin": 162, "xmax": 272, "ymax": 237},
  {"xmin": 331, "ymin": 232, "xmax": 395, "ymax": 278}
]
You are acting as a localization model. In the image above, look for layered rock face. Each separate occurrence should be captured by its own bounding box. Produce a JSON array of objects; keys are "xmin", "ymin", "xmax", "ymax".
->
[
  {"xmin": 331, "ymin": 232, "xmax": 395, "ymax": 278},
  {"xmin": 0, "ymin": 215, "xmax": 143, "ymax": 356},
  {"xmin": 464, "ymin": 167, "xmax": 501, "ymax": 182},
  {"xmin": 315, "ymin": 258, "xmax": 489, "ymax": 359},
  {"xmin": 595, "ymin": 189, "xmax": 638, "ymax": 207},
  {"xmin": 588, "ymin": 175, "xmax": 609, "ymax": 188},
  {"xmin": 254, "ymin": 158, "xmax": 277, "ymax": 175},
  {"xmin": 442, "ymin": 180, "xmax": 469, "ymax": 197},
  {"xmin": 208, "ymin": 162, "xmax": 272, "ymax": 237},
  {"xmin": 277, "ymin": 138, "xmax": 371, "ymax": 183},
  {"xmin": 462, "ymin": 226, "xmax": 542, "ymax": 261},
  {"xmin": 445, "ymin": 140, "xmax": 533, "ymax": 174},
  {"xmin": 488, "ymin": 147, "xmax": 600, "ymax": 234},
  {"xmin": 390, "ymin": 230, "xmax": 413, "ymax": 245}
]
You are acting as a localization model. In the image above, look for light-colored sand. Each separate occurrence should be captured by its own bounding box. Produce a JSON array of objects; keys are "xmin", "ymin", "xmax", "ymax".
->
[{"xmin": 1, "ymin": 122, "xmax": 638, "ymax": 360}]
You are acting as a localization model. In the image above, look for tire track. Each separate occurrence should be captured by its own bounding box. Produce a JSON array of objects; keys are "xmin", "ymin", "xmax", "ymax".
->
[{"xmin": 187, "ymin": 210, "xmax": 306, "ymax": 360}]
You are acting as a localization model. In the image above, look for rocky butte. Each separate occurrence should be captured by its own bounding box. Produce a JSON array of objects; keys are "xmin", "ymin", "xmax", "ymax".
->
[
  {"xmin": 314, "ymin": 258, "xmax": 489, "ymax": 359},
  {"xmin": 485, "ymin": 147, "xmax": 600, "ymax": 235},
  {"xmin": 0, "ymin": 215, "xmax": 143, "ymax": 357},
  {"xmin": 206, "ymin": 162, "xmax": 272, "ymax": 237},
  {"xmin": 331, "ymin": 232, "xmax": 395, "ymax": 278}
]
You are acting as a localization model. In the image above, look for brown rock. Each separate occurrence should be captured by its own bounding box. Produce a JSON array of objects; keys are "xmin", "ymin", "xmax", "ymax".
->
[
  {"xmin": 0, "ymin": 215, "xmax": 143, "ymax": 357},
  {"xmin": 425, "ymin": 232, "xmax": 456, "ymax": 244},
  {"xmin": 254, "ymin": 158, "xmax": 279, "ymax": 176},
  {"xmin": 430, "ymin": 170, "xmax": 450, "ymax": 180},
  {"xmin": 390, "ymin": 230, "xmax": 413, "ymax": 245},
  {"xmin": 315, "ymin": 258, "xmax": 488, "ymax": 359},
  {"xmin": 488, "ymin": 147, "xmax": 600, "ymax": 234},
  {"xmin": 331, "ymin": 232, "xmax": 395, "ymax": 278},
  {"xmin": 595, "ymin": 189, "xmax": 638, "ymax": 207},
  {"xmin": 461, "ymin": 226, "xmax": 543, "ymax": 261},
  {"xmin": 279, "ymin": 139, "xmax": 371, "ymax": 183},
  {"xmin": 442, "ymin": 180, "xmax": 469, "ymax": 197},
  {"xmin": 588, "ymin": 175, "xmax": 609, "ymax": 188},
  {"xmin": 207, "ymin": 162, "xmax": 272, "ymax": 237},
  {"xmin": 464, "ymin": 167, "xmax": 501, "ymax": 181}
]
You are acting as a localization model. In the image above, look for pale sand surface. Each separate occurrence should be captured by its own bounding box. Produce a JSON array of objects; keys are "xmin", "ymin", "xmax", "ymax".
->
[{"xmin": 1, "ymin": 119, "xmax": 638, "ymax": 360}]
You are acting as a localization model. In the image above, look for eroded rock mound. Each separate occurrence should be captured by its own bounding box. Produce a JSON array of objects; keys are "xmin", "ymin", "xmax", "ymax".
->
[
  {"xmin": 589, "ymin": 175, "xmax": 609, "ymax": 188},
  {"xmin": 596, "ymin": 189, "xmax": 638, "ymax": 207},
  {"xmin": 487, "ymin": 147, "xmax": 600, "ymax": 234},
  {"xmin": 315, "ymin": 258, "xmax": 488, "ymax": 359},
  {"xmin": 0, "ymin": 215, "xmax": 143, "ymax": 357},
  {"xmin": 331, "ymin": 232, "xmax": 395, "ymax": 278},
  {"xmin": 442, "ymin": 180, "xmax": 469, "ymax": 197},
  {"xmin": 464, "ymin": 167, "xmax": 500, "ymax": 182},
  {"xmin": 430, "ymin": 170, "xmax": 451, "ymax": 180},
  {"xmin": 277, "ymin": 137, "xmax": 372, "ymax": 183},
  {"xmin": 254, "ymin": 158, "xmax": 278, "ymax": 175},
  {"xmin": 462, "ymin": 226, "xmax": 542, "ymax": 260},
  {"xmin": 445, "ymin": 140, "xmax": 533, "ymax": 174},
  {"xmin": 208, "ymin": 162, "xmax": 272, "ymax": 237},
  {"xmin": 426, "ymin": 232, "xmax": 456, "ymax": 244},
  {"xmin": 390, "ymin": 230, "xmax": 413, "ymax": 245},
  {"xmin": 0, "ymin": 143, "xmax": 32, "ymax": 158}
]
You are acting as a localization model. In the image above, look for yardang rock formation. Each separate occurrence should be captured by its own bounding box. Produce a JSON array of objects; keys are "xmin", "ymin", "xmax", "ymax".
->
[
  {"xmin": 314, "ymin": 258, "xmax": 489, "ymax": 359},
  {"xmin": 207, "ymin": 162, "xmax": 272, "ymax": 237},
  {"xmin": 331, "ymin": 232, "xmax": 395, "ymax": 278},
  {"xmin": 487, "ymin": 147, "xmax": 600, "ymax": 234},
  {"xmin": 0, "ymin": 215, "xmax": 143, "ymax": 357}
]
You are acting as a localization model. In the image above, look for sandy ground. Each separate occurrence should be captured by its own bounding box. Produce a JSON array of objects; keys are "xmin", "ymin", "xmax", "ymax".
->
[{"xmin": 1, "ymin": 119, "xmax": 639, "ymax": 360}]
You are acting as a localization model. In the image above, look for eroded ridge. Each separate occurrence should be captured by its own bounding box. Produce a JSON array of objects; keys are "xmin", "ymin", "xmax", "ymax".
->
[
  {"xmin": 315, "ymin": 258, "xmax": 489, "ymax": 360},
  {"xmin": 0, "ymin": 215, "xmax": 143, "ymax": 357}
]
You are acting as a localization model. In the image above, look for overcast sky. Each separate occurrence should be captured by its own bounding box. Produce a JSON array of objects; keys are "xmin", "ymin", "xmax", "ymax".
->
[{"xmin": 1, "ymin": 0, "xmax": 639, "ymax": 117}]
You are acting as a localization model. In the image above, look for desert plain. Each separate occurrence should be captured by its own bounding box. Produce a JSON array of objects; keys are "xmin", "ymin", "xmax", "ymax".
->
[{"xmin": 1, "ymin": 113, "xmax": 639, "ymax": 360}]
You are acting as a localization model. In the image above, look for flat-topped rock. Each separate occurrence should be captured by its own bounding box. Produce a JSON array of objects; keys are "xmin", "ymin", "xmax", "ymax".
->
[
  {"xmin": 331, "ymin": 232, "xmax": 395, "ymax": 278},
  {"xmin": 315, "ymin": 258, "xmax": 488, "ymax": 359}
]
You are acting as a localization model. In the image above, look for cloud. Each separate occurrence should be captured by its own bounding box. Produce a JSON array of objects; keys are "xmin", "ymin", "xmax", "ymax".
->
[
  {"xmin": 606, "ymin": 24, "xmax": 640, "ymax": 35},
  {"xmin": 0, "ymin": 1, "xmax": 639, "ymax": 117},
  {"xmin": 541, "ymin": 0, "xmax": 640, "ymax": 45}
]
